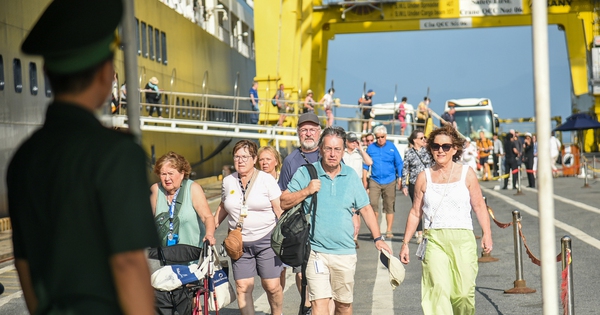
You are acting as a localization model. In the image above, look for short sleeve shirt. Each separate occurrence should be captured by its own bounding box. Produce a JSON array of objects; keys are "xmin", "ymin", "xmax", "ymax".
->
[
  {"xmin": 222, "ymin": 170, "xmax": 281, "ymax": 242},
  {"xmin": 287, "ymin": 161, "xmax": 369, "ymax": 254}
]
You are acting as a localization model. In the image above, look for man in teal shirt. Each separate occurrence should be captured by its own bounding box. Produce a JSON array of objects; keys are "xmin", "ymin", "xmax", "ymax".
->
[{"xmin": 281, "ymin": 127, "xmax": 391, "ymax": 315}]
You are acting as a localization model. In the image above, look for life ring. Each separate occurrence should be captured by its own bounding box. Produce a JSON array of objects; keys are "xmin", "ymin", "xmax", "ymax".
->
[{"xmin": 562, "ymin": 153, "xmax": 574, "ymax": 168}]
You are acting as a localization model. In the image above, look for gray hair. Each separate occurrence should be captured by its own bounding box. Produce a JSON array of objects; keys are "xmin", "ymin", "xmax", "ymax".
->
[
  {"xmin": 373, "ymin": 125, "xmax": 387, "ymax": 135},
  {"xmin": 318, "ymin": 126, "xmax": 347, "ymax": 148}
]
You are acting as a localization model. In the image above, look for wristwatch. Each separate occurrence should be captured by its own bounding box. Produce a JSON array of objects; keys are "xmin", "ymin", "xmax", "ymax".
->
[{"xmin": 373, "ymin": 235, "xmax": 385, "ymax": 243}]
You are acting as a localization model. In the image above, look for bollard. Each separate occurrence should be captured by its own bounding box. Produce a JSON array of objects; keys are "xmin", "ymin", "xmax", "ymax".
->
[
  {"xmin": 561, "ymin": 236, "xmax": 574, "ymax": 315},
  {"xmin": 505, "ymin": 210, "xmax": 536, "ymax": 294},
  {"xmin": 514, "ymin": 168, "xmax": 524, "ymax": 196}
]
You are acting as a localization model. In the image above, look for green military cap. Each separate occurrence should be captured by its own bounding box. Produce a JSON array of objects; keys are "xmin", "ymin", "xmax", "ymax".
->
[{"xmin": 21, "ymin": 0, "xmax": 123, "ymax": 74}]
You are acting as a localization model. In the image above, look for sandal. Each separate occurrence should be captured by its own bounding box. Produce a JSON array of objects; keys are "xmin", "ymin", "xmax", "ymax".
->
[{"xmin": 385, "ymin": 231, "xmax": 394, "ymax": 238}]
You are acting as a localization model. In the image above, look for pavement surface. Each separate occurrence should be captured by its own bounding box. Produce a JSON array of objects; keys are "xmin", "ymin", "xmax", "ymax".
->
[{"xmin": 1, "ymin": 174, "xmax": 599, "ymax": 314}]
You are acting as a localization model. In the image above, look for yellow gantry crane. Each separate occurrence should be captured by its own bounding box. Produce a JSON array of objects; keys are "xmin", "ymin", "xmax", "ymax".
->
[{"xmin": 254, "ymin": 0, "xmax": 600, "ymax": 151}]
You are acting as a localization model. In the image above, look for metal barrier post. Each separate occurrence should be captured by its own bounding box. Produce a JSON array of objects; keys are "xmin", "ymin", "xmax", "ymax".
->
[
  {"xmin": 593, "ymin": 157, "xmax": 597, "ymax": 179},
  {"xmin": 515, "ymin": 167, "xmax": 524, "ymax": 195},
  {"xmin": 505, "ymin": 210, "xmax": 536, "ymax": 294},
  {"xmin": 583, "ymin": 158, "xmax": 590, "ymax": 188},
  {"xmin": 561, "ymin": 236, "xmax": 574, "ymax": 315}
]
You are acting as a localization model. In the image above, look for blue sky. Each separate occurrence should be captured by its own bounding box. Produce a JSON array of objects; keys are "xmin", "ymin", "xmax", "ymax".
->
[{"xmin": 325, "ymin": 26, "xmax": 573, "ymax": 141}]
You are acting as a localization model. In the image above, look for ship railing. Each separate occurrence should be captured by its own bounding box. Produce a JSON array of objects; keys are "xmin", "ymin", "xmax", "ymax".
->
[{"xmin": 109, "ymin": 89, "xmax": 416, "ymax": 146}]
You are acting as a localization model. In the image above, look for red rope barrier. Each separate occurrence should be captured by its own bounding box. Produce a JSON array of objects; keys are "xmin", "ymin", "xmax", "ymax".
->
[{"xmin": 487, "ymin": 206, "xmax": 562, "ymax": 266}]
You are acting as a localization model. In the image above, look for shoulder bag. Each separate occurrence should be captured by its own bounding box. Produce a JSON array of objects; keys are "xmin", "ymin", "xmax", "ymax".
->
[{"xmin": 223, "ymin": 170, "xmax": 259, "ymax": 260}]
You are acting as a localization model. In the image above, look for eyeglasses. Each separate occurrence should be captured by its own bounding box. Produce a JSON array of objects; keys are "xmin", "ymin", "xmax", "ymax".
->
[
  {"xmin": 299, "ymin": 128, "xmax": 320, "ymax": 135},
  {"xmin": 376, "ymin": 135, "xmax": 386, "ymax": 139},
  {"xmin": 233, "ymin": 155, "xmax": 251, "ymax": 162},
  {"xmin": 430, "ymin": 143, "xmax": 453, "ymax": 152},
  {"xmin": 323, "ymin": 147, "xmax": 343, "ymax": 154}
]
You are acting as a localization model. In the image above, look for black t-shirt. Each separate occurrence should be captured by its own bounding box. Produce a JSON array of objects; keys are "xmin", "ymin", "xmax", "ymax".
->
[{"xmin": 8, "ymin": 102, "xmax": 159, "ymax": 314}]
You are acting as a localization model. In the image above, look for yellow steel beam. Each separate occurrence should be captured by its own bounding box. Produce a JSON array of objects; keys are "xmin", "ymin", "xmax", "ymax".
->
[{"xmin": 255, "ymin": 0, "xmax": 596, "ymax": 130}]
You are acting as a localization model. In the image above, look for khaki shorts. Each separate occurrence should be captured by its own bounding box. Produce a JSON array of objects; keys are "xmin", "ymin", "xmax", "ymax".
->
[
  {"xmin": 368, "ymin": 179, "xmax": 396, "ymax": 214},
  {"xmin": 305, "ymin": 250, "xmax": 357, "ymax": 303}
]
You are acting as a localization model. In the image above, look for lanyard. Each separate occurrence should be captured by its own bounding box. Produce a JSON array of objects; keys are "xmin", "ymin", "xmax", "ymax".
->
[
  {"xmin": 168, "ymin": 188, "xmax": 181, "ymax": 235},
  {"xmin": 238, "ymin": 169, "xmax": 255, "ymax": 207},
  {"xmin": 299, "ymin": 148, "xmax": 311, "ymax": 164}
]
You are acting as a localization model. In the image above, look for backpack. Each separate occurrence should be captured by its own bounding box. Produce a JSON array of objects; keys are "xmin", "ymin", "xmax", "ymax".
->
[{"xmin": 271, "ymin": 164, "xmax": 318, "ymax": 267}]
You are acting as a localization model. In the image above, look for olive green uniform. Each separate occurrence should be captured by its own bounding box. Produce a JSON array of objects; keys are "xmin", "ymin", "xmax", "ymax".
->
[{"xmin": 7, "ymin": 102, "xmax": 159, "ymax": 314}]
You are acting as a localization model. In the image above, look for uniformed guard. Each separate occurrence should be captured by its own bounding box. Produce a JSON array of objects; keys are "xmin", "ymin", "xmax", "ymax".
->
[{"xmin": 7, "ymin": 0, "xmax": 159, "ymax": 314}]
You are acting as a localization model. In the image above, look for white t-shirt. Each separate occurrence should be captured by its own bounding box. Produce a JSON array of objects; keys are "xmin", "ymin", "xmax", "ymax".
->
[
  {"xmin": 322, "ymin": 94, "xmax": 333, "ymax": 110},
  {"xmin": 343, "ymin": 149, "xmax": 365, "ymax": 179},
  {"xmin": 222, "ymin": 170, "xmax": 282, "ymax": 242}
]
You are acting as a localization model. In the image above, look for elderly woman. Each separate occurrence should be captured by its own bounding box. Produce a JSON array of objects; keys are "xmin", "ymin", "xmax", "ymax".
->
[
  {"xmin": 215, "ymin": 140, "xmax": 283, "ymax": 315},
  {"xmin": 150, "ymin": 151, "xmax": 216, "ymax": 247},
  {"xmin": 399, "ymin": 125, "xmax": 492, "ymax": 315},
  {"xmin": 257, "ymin": 146, "xmax": 282, "ymax": 180},
  {"xmin": 401, "ymin": 129, "xmax": 431, "ymax": 244}
]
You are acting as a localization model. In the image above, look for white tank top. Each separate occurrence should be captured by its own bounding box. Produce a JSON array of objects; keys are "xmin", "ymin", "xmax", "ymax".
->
[{"xmin": 422, "ymin": 164, "xmax": 473, "ymax": 230}]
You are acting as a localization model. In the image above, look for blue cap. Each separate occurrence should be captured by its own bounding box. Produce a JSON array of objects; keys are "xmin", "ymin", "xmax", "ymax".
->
[{"xmin": 367, "ymin": 89, "xmax": 374, "ymax": 93}]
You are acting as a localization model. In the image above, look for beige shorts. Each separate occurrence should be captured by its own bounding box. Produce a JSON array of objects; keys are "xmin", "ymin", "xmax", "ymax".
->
[{"xmin": 305, "ymin": 250, "xmax": 357, "ymax": 303}]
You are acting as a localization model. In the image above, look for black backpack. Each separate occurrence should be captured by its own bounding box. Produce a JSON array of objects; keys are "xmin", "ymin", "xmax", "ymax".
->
[
  {"xmin": 271, "ymin": 164, "xmax": 317, "ymax": 267},
  {"xmin": 271, "ymin": 164, "xmax": 317, "ymax": 315}
]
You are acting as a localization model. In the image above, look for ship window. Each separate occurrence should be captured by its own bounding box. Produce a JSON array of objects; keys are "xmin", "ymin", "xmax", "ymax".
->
[
  {"xmin": 44, "ymin": 74, "xmax": 52, "ymax": 98},
  {"xmin": 13, "ymin": 58, "xmax": 22, "ymax": 93},
  {"xmin": 176, "ymin": 97, "xmax": 180, "ymax": 116},
  {"xmin": 136, "ymin": 18, "xmax": 141, "ymax": 55},
  {"xmin": 141, "ymin": 22, "xmax": 147, "ymax": 58},
  {"xmin": 155, "ymin": 29, "xmax": 161, "ymax": 63},
  {"xmin": 0, "ymin": 55, "xmax": 4, "ymax": 91},
  {"xmin": 148, "ymin": 25, "xmax": 154, "ymax": 60},
  {"xmin": 29, "ymin": 62, "xmax": 38, "ymax": 95},
  {"xmin": 161, "ymin": 32, "xmax": 167, "ymax": 65}
]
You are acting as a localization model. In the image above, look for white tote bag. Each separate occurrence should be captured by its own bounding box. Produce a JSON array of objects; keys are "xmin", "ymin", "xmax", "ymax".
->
[{"xmin": 207, "ymin": 246, "xmax": 237, "ymax": 311}]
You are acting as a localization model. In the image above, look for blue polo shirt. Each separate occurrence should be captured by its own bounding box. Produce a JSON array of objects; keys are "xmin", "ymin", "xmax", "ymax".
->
[
  {"xmin": 287, "ymin": 160, "xmax": 369, "ymax": 255},
  {"xmin": 364, "ymin": 141, "xmax": 403, "ymax": 185}
]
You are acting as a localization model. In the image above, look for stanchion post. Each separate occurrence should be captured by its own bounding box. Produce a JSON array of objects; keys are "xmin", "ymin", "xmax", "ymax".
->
[
  {"xmin": 583, "ymin": 159, "xmax": 590, "ymax": 188},
  {"xmin": 505, "ymin": 210, "xmax": 536, "ymax": 294},
  {"xmin": 479, "ymin": 227, "xmax": 499, "ymax": 263},
  {"xmin": 593, "ymin": 158, "xmax": 597, "ymax": 179},
  {"xmin": 515, "ymin": 168, "xmax": 524, "ymax": 195},
  {"xmin": 561, "ymin": 236, "xmax": 574, "ymax": 315}
]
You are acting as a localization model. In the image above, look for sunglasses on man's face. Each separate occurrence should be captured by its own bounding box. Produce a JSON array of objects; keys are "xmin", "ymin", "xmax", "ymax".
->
[{"xmin": 431, "ymin": 143, "xmax": 453, "ymax": 152}]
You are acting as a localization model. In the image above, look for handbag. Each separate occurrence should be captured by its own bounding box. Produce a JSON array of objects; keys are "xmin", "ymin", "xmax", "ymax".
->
[
  {"xmin": 154, "ymin": 181, "xmax": 188, "ymax": 246},
  {"xmin": 417, "ymin": 163, "xmax": 455, "ymax": 261},
  {"xmin": 223, "ymin": 170, "xmax": 259, "ymax": 260},
  {"xmin": 223, "ymin": 226, "xmax": 243, "ymax": 260},
  {"xmin": 207, "ymin": 246, "xmax": 236, "ymax": 311}
]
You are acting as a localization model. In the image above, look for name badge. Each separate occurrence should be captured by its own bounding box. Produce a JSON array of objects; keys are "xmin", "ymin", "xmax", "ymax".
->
[{"xmin": 241, "ymin": 204, "xmax": 249, "ymax": 216}]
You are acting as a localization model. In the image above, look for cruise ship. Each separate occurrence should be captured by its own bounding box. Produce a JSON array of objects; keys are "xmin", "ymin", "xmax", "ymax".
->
[{"xmin": 0, "ymin": 0, "xmax": 257, "ymax": 217}]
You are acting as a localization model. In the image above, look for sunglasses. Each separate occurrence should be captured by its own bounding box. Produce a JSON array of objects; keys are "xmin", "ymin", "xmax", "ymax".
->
[
  {"xmin": 431, "ymin": 143, "xmax": 453, "ymax": 152},
  {"xmin": 419, "ymin": 137, "xmax": 426, "ymax": 140},
  {"xmin": 376, "ymin": 135, "xmax": 386, "ymax": 139}
]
